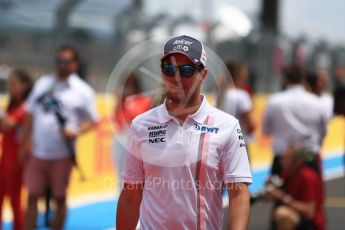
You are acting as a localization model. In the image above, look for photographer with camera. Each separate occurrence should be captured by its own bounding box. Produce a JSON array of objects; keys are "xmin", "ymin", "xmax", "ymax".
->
[
  {"xmin": 20, "ymin": 45, "xmax": 98, "ymax": 230},
  {"xmin": 267, "ymin": 147, "xmax": 325, "ymax": 230}
]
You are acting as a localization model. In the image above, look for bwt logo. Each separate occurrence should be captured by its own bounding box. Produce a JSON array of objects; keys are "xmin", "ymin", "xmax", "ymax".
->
[{"xmin": 193, "ymin": 124, "xmax": 219, "ymax": 134}]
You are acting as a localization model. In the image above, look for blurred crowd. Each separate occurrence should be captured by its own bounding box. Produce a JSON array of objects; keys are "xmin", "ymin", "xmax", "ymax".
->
[
  {"xmin": 218, "ymin": 59, "xmax": 344, "ymax": 230},
  {"xmin": 0, "ymin": 42, "xmax": 344, "ymax": 230},
  {"xmin": 244, "ymin": 61, "xmax": 343, "ymax": 230},
  {"xmin": 0, "ymin": 46, "xmax": 98, "ymax": 230}
]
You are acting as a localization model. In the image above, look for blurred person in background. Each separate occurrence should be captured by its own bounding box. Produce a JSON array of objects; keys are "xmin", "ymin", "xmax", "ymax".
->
[
  {"xmin": 0, "ymin": 70, "xmax": 33, "ymax": 230},
  {"xmin": 112, "ymin": 73, "xmax": 152, "ymax": 188},
  {"xmin": 221, "ymin": 60, "xmax": 253, "ymax": 96},
  {"xmin": 263, "ymin": 64, "xmax": 328, "ymax": 177},
  {"xmin": 225, "ymin": 60, "xmax": 253, "ymax": 97},
  {"xmin": 333, "ymin": 63, "xmax": 345, "ymax": 87},
  {"xmin": 217, "ymin": 60, "xmax": 256, "ymax": 146},
  {"xmin": 267, "ymin": 147, "xmax": 325, "ymax": 230},
  {"xmin": 333, "ymin": 63, "xmax": 345, "ymax": 116},
  {"xmin": 306, "ymin": 69, "xmax": 334, "ymax": 120},
  {"xmin": 20, "ymin": 45, "xmax": 98, "ymax": 230}
]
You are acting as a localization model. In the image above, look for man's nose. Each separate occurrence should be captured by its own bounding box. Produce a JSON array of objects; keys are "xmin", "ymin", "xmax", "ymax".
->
[{"xmin": 172, "ymin": 69, "xmax": 184, "ymax": 80}]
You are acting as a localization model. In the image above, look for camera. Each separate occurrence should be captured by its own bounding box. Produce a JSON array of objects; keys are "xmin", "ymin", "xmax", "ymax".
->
[{"xmin": 250, "ymin": 175, "xmax": 284, "ymax": 205}]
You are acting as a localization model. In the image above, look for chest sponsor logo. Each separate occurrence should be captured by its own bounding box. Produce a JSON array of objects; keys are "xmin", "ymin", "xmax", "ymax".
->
[
  {"xmin": 193, "ymin": 124, "xmax": 219, "ymax": 134},
  {"xmin": 149, "ymin": 137, "xmax": 166, "ymax": 144},
  {"xmin": 148, "ymin": 124, "xmax": 168, "ymax": 130},
  {"xmin": 148, "ymin": 124, "xmax": 167, "ymax": 144}
]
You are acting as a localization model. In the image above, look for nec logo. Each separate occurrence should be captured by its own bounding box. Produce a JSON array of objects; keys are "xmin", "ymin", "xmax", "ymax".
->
[
  {"xmin": 193, "ymin": 124, "xmax": 219, "ymax": 134},
  {"xmin": 149, "ymin": 137, "xmax": 166, "ymax": 144}
]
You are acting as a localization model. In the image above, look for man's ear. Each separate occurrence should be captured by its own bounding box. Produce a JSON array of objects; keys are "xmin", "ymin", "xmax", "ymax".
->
[{"xmin": 201, "ymin": 68, "xmax": 208, "ymax": 81}]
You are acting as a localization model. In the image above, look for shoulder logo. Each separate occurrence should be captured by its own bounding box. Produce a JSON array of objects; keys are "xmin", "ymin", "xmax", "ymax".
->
[{"xmin": 237, "ymin": 128, "xmax": 246, "ymax": 147}]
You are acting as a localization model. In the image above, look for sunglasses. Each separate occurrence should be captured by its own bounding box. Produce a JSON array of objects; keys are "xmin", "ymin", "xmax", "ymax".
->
[{"xmin": 161, "ymin": 64, "xmax": 203, "ymax": 78}]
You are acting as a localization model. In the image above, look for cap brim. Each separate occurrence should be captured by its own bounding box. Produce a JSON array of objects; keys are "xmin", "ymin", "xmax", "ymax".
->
[{"xmin": 160, "ymin": 51, "xmax": 200, "ymax": 66}]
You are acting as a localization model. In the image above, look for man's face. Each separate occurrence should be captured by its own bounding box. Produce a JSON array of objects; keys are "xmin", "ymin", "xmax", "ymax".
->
[
  {"xmin": 8, "ymin": 73, "xmax": 25, "ymax": 100},
  {"xmin": 316, "ymin": 69, "xmax": 328, "ymax": 93},
  {"xmin": 55, "ymin": 50, "xmax": 78, "ymax": 77},
  {"xmin": 161, "ymin": 53, "xmax": 207, "ymax": 105},
  {"xmin": 237, "ymin": 66, "xmax": 248, "ymax": 88},
  {"xmin": 335, "ymin": 64, "xmax": 345, "ymax": 80}
]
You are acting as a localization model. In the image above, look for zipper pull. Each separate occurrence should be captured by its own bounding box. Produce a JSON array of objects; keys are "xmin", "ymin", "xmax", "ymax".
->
[{"xmin": 176, "ymin": 126, "xmax": 183, "ymax": 145}]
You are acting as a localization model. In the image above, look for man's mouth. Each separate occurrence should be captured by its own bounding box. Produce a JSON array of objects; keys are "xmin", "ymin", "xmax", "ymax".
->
[{"xmin": 167, "ymin": 85, "xmax": 185, "ymax": 93}]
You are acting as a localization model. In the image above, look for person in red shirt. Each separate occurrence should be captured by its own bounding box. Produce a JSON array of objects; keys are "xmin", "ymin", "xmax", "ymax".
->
[
  {"xmin": 0, "ymin": 70, "xmax": 33, "ymax": 230},
  {"xmin": 267, "ymin": 147, "xmax": 325, "ymax": 230},
  {"xmin": 113, "ymin": 74, "xmax": 152, "ymax": 133},
  {"xmin": 112, "ymin": 74, "xmax": 152, "ymax": 187}
]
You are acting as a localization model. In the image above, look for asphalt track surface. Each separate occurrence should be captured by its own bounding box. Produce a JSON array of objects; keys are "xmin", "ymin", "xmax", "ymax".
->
[
  {"xmin": 2, "ymin": 177, "xmax": 344, "ymax": 229},
  {"xmin": 223, "ymin": 176, "xmax": 345, "ymax": 230},
  {"xmin": 2, "ymin": 153, "xmax": 343, "ymax": 229}
]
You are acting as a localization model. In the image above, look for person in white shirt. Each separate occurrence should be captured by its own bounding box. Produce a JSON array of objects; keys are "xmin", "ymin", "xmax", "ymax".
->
[
  {"xmin": 217, "ymin": 61, "xmax": 256, "ymax": 144},
  {"xmin": 263, "ymin": 64, "xmax": 328, "ymax": 176},
  {"xmin": 306, "ymin": 69, "xmax": 334, "ymax": 120},
  {"xmin": 21, "ymin": 46, "xmax": 98, "ymax": 230},
  {"xmin": 116, "ymin": 35, "xmax": 252, "ymax": 230}
]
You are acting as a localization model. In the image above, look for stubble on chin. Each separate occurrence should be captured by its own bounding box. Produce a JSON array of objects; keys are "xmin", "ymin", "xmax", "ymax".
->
[{"xmin": 166, "ymin": 93, "xmax": 201, "ymax": 117}]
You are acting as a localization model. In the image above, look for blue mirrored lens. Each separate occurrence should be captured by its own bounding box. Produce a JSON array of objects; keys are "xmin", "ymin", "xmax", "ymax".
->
[
  {"xmin": 162, "ymin": 64, "xmax": 176, "ymax": 76},
  {"xmin": 179, "ymin": 65, "xmax": 195, "ymax": 78},
  {"xmin": 162, "ymin": 64, "xmax": 196, "ymax": 78}
]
